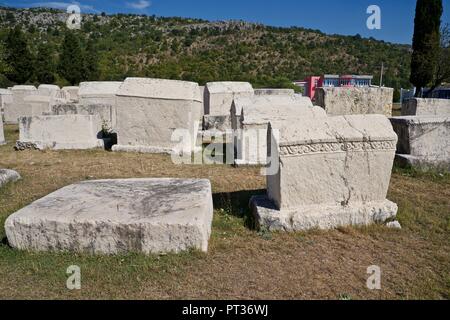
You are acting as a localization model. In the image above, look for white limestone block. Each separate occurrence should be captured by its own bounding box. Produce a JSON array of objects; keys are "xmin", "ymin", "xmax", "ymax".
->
[
  {"xmin": 62, "ymin": 86, "xmax": 80, "ymax": 102},
  {"xmin": 0, "ymin": 88, "xmax": 12, "ymax": 117},
  {"xmin": 79, "ymin": 81, "xmax": 122, "ymax": 106},
  {"xmin": 16, "ymin": 115, "xmax": 104, "ymax": 150},
  {"xmin": 204, "ymin": 81, "xmax": 254, "ymax": 116},
  {"xmin": 251, "ymin": 114, "xmax": 398, "ymax": 231},
  {"xmin": 0, "ymin": 169, "xmax": 21, "ymax": 188},
  {"xmin": 37, "ymin": 84, "xmax": 60, "ymax": 97},
  {"xmin": 402, "ymin": 98, "xmax": 450, "ymax": 116},
  {"xmin": 390, "ymin": 116, "xmax": 450, "ymax": 170},
  {"xmin": 231, "ymin": 95, "xmax": 324, "ymax": 165},
  {"xmin": 314, "ymin": 87, "xmax": 394, "ymax": 116},
  {"xmin": 0, "ymin": 118, "xmax": 5, "ymax": 145},
  {"xmin": 52, "ymin": 103, "xmax": 116, "ymax": 128},
  {"xmin": 113, "ymin": 77, "xmax": 202, "ymax": 154},
  {"xmin": 5, "ymin": 178, "xmax": 213, "ymax": 254},
  {"xmin": 4, "ymin": 85, "xmax": 38, "ymax": 124}
]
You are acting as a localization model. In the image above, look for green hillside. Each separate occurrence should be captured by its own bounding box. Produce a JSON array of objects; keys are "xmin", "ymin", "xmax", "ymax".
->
[{"xmin": 0, "ymin": 6, "xmax": 412, "ymax": 94}]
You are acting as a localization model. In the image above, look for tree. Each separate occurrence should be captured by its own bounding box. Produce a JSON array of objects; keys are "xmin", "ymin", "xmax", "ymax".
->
[
  {"xmin": 83, "ymin": 40, "xmax": 100, "ymax": 81},
  {"xmin": 4, "ymin": 27, "xmax": 34, "ymax": 84},
  {"xmin": 35, "ymin": 43, "xmax": 56, "ymax": 84},
  {"xmin": 410, "ymin": 0, "xmax": 443, "ymax": 96},
  {"xmin": 427, "ymin": 23, "xmax": 450, "ymax": 95},
  {"xmin": 57, "ymin": 31, "xmax": 84, "ymax": 85}
]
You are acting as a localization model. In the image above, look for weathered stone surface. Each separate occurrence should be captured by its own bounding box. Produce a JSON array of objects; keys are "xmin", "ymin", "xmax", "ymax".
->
[
  {"xmin": 0, "ymin": 118, "xmax": 5, "ymax": 145},
  {"xmin": 37, "ymin": 84, "xmax": 60, "ymax": 96},
  {"xmin": 4, "ymin": 85, "xmax": 38, "ymax": 124},
  {"xmin": 16, "ymin": 115, "xmax": 104, "ymax": 150},
  {"xmin": 401, "ymin": 98, "xmax": 450, "ymax": 116},
  {"xmin": 0, "ymin": 169, "xmax": 21, "ymax": 188},
  {"xmin": 52, "ymin": 103, "xmax": 116, "ymax": 128},
  {"xmin": 78, "ymin": 81, "xmax": 122, "ymax": 106},
  {"xmin": 314, "ymin": 87, "xmax": 394, "ymax": 116},
  {"xmin": 204, "ymin": 81, "xmax": 254, "ymax": 117},
  {"xmin": 62, "ymin": 86, "xmax": 80, "ymax": 102},
  {"xmin": 251, "ymin": 114, "xmax": 398, "ymax": 231},
  {"xmin": 5, "ymin": 178, "xmax": 213, "ymax": 254},
  {"xmin": 231, "ymin": 95, "xmax": 323, "ymax": 165},
  {"xmin": 0, "ymin": 88, "xmax": 12, "ymax": 117},
  {"xmin": 254, "ymin": 88, "xmax": 295, "ymax": 96},
  {"xmin": 113, "ymin": 78, "xmax": 202, "ymax": 154},
  {"xmin": 390, "ymin": 116, "xmax": 450, "ymax": 170}
]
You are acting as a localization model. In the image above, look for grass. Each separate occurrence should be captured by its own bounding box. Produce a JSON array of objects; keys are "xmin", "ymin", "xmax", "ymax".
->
[{"xmin": 0, "ymin": 124, "xmax": 449, "ymax": 300}]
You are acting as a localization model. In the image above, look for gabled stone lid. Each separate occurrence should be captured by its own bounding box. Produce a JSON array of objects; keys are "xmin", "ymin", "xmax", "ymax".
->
[
  {"xmin": 38, "ymin": 84, "xmax": 60, "ymax": 91},
  {"xmin": 79, "ymin": 81, "xmax": 122, "ymax": 97},
  {"xmin": 0, "ymin": 88, "xmax": 12, "ymax": 95},
  {"xmin": 206, "ymin": 81, "xmax": 253, "ymax": 94},
  {"xmin": 270, "ymin": 114, "xmax": 397, "ymax": 147},
  {"xmin": 116, "ymin": 77, "xmax": 202, "ymax": 102}
]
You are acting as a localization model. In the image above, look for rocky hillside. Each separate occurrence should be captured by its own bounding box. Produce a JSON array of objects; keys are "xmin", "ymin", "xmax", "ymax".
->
[{"xmin": 0, "ymin": 6, "xmax": 412, "ymax": 91}]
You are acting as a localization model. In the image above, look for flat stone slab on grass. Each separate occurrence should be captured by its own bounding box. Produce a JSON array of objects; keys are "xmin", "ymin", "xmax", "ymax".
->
[
  {"xmin": 5, "ymin": 178, "xmax": 213, "ymax": 255},
  {"xmin": 0, "ymin": 169, "xmax": 21, "ymax": 188}
]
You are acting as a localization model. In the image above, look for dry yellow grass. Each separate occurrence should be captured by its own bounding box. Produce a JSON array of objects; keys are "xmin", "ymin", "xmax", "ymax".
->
[{"xmin": 0, "ymin": 124, "xmax": 449, "ymax": 300}]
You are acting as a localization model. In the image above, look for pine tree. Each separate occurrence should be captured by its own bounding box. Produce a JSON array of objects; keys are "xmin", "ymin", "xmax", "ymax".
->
[
  {"xmin": 4, "ymin": 26, "xmax": 34, "ymax": 84},
  {"xmin": 410, "ymin": 0, "xmax": 443, "ymax": 96},
  {"xmin": 83, "ymin": 40, "xmax": 100, "ymax": 81},
  {"xmin": 35, "ymin": 43, "xmax": 56, "ymax": 84},
  {"xmin": 57, "ymin": 31, "xmax": 84, "ymax": 85}
]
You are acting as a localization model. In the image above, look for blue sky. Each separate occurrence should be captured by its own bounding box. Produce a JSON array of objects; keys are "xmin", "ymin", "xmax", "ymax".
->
[{"xmin": 2, "ymin": 0, "xmax": 449, "ymax": 44}]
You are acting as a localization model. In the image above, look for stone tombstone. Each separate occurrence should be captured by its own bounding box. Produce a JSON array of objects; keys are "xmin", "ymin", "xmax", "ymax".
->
[
  {"xmin": 204, "ymin": 81, "xmax": 254, "ymax": 116},
  {"xmin": 390, "ymin": 116, "xmax": 450, "ymax": 170},
  {"xmin": 314, "ymin": 87, "xmax": 394, "ymax": 117},
  {"xmin": 62, "ymin": 86, "xmax": 80, "ymax": 102},
  {"xmin": 37, "ymin": 84, "xmax": 60, "ymax": 96},
  {"xmin": 0, "ymin": 88, "xmax": 12, "ymax": 117},
  {"xmin": 0, "ymin": 117, "xmax": 5, "ymax": 145},
  {"xmin": 4, "ymin": 85, "xmax": 38, "ymax": 124},
  {"xmin": 402, "ymin": 98, "xmax": 450, "ymax": 116},
  {"xmin": 113, "ymin": 77, "xmax": 203, "ymax": 154},
  {"xmin": 251, "ymin": 114, "xmax": 398, "ymax": 231},
  {"xmin": 78, "ymin": 81, "xmax": 122, "ymax": 106},
  {"xmin": 231, "ymin": 95, "xmax": 325, "ymax": 165},
  {"xmin": 16, "ymin": 115, "xmax": 104, "ymax": 150},
  {"xmin": 5, "ymin": 178, "xmax": 214, "ymax": 255},
  {"xmin": 254, "ymin": 88, "xmax": 295, "ymax": 96},
  {"xmin": 52, "ymin": 103, "xmax": 116, "ymax": 128}
]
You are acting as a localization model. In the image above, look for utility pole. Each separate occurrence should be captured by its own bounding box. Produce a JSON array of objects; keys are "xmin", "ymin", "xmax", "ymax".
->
[{"xmin": 379, "ymin": 62, "xmax": 384, "ymax": 88}]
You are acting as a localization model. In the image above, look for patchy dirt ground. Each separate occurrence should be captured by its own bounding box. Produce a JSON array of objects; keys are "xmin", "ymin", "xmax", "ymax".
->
[{"xmin": 0, "ymin": 124, "xmax": 449, "ymax": 300}]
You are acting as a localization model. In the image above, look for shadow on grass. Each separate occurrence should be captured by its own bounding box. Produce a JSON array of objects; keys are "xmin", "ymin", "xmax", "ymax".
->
[{"xmin": 213, "ymin": 189, "xmax": 266, "ymax": 230}]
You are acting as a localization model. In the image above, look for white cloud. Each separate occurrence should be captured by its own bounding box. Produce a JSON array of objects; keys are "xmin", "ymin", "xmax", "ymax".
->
[{"xmin": 126, "ymin": 0, "xmax": 151, "ymax": 10}]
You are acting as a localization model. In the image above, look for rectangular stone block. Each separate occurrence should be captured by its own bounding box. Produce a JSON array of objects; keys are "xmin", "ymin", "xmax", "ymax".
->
[
  {"xmin": 5, "ymin": 178, "xmax": 213, "ymax": 254},
  {"xmin": 62, "ymin": 86, "xmax": 80, "ymax": 102},
  {"xmin": 401, "ymin": 98, "xmax": 450, "ymax": 116},
  {"xmin": 113, "ymin": 77, "xmax": 202, "ymax": 154},
  {"xmin": 314, "ymin": 87, "xmax": 394, "ymax": 116},
  {"xmin": 251, "ymin": 114, "xmax": 398, "ymax": 231},
  {"xmin": 0, "ymin": 88, "xmax": 12, "ymax": 118},
  {"xmin": 204, "ymin": 81, "xmax": 254, "ymax": 117},
  {"xmin": 231, "ymin": 95, "xmax": 324, "ymax": 165},
  {"xmin": 0, "ymin": 118, "xmax": 5, "ymax": 145},
  {"xmin": 4, "ymin": 85, "xmax": 38, "ymax": 124},
  {"xmin": 52, "ymin": 103, "xmax": 116, "ymax": 128},
  {"xmin": 16, "ymin": 115, "xmax": 104, "ymax": 150},
  {"xmin": 78, "ymin": 81, "xmax": 122, "ymax": 106},
  {"xmin": 390, "ymin": 116, "xmax": 450, "ymax": 170},
  {"xmin": 37, "ymin": 84, "xmax": 60, "ymax": 97}
]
